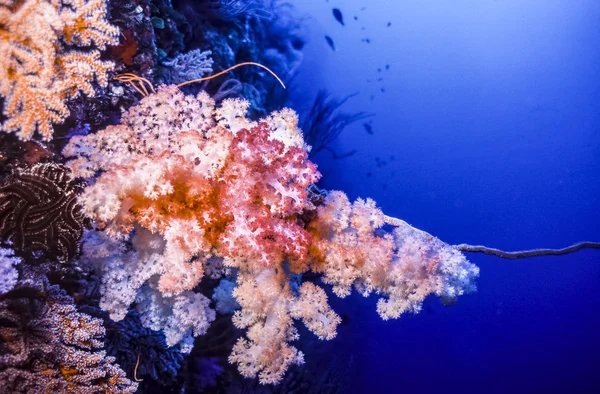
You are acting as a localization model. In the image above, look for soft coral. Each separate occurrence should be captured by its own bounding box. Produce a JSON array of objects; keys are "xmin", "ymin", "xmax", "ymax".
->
[{"xmin": 217, "ymin": 121, "xmax": 320, "ymax": 269}]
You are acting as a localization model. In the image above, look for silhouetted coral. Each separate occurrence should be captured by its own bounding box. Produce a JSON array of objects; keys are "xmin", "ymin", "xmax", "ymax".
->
[
  {"xmin": 0, "ymin": 163, "xmax": 85, "ymax": 262},
  {"xmin": 302, "ymin": 91, "xmax": 372, "ymax": 160}
]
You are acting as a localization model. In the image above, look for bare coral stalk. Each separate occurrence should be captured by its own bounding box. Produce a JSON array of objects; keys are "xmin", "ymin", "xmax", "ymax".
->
[
  {"xmin": 383, "ymin": 214, "xmax": 600, "ymax": 259},
  {"xmin": 454, "ymin": 242, "xmax": 600, "ymax": 259}
]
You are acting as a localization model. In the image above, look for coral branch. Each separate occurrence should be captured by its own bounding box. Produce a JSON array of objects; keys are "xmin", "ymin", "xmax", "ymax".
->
[
  {"xmin": 454, "ymin": 242, "xmax": 600, "ymax": 259},
  {"xmin": 384, "ymin": 214, "xmax": 600, "ymax": 259}
]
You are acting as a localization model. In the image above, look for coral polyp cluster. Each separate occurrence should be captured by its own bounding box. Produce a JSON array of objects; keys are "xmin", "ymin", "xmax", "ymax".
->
[{"xmin": 63, "ymin": 84, "xmax": 479, "ymax": 384}]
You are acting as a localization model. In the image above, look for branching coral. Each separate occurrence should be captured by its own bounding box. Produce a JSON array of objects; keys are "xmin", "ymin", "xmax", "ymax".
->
[
  {"xmin": 0, "ymin": 271, "xmax": 137, "ymax": 393},
  {"xmin": 0, "ymin": 163, "xmax": 86, "ymax": 262},
  {"xmin": 0, "ymin": 0, "xmax": 119, "ymax": 140},
  {"xmin": 161, "ymin": 49, "xmax": 214, "ymax": 85},
  {"xmin": 64, "ymin": 85, "xmax": 479, "ymax": 384}
]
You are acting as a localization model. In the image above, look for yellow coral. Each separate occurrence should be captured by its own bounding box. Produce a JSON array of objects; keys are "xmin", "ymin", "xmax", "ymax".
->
[{"xmin": 0, "ymin": 0, "xmax": 119, "ymax": 140}]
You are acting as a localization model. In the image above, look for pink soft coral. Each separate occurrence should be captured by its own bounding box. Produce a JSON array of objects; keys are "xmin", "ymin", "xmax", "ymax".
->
[
  {"xmin": 66, "ymin": 85, "xmax": 478, "ymax": 384},
  {"xmin": 217, "ymin": 122, "xmax": 319, "ymax": 269}
]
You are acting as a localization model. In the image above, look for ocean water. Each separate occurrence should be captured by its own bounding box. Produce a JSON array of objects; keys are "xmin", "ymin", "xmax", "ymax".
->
[{"xmin": 291, "ymin": 1, "xmax": 600, "ymax": 393}]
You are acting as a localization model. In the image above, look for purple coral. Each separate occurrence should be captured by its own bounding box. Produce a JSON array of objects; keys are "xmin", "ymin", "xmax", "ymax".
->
[
  {"xmin": 0, "ymin": 247, "xmax": 20, "ymax": 294},
  {"xmin": 0, "ymin": 272, "xmax": 137, "ymax": 393}
]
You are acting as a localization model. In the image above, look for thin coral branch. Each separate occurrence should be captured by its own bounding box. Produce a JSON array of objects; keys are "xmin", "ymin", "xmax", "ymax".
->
[
  {"xmin": 383, "ymin": 215, "xmax": 600, "ymax": 259},
  {"xmin": 454, "ymin": 242, "xmax": 600, "ymax": 259}
]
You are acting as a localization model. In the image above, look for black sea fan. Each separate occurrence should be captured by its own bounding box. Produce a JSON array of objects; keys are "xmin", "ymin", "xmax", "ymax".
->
[
  {"xmin": 302, "ymin": 90, "xmax": 372, "ymax": 160},
  {"xmin": 0, "ymin": 163, "xmax": 85, "ymax": 262}
]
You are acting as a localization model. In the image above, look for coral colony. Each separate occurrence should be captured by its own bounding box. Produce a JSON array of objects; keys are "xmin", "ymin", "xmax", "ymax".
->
[{"xmin": 0, "ymin": 0, "xmax": 480, "ymax": 391}]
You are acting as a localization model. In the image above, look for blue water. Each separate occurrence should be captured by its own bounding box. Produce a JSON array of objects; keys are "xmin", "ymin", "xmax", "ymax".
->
[{"xmin": 291, "ymin": 1, "xmax": 600, "ymax": 393}]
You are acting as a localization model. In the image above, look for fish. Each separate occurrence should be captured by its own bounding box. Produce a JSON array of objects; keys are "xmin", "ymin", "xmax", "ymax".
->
[
  {"xmin": 325, "ymin": 35, "xmax": 336, "ymax": 51},
  {"xmin": 332, "ymin": 8, "xmax": 344, "ymax": 26},
  {"xmin": 363, "ymin": 122, "xmax": 374, "ymax": 135}
]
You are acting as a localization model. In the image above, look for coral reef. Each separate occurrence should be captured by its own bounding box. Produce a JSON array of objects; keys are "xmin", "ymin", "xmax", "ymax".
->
[
  {"xmin": 44, "ymin": 264, "xmax": 186, "ymax": 391},
  {"xmin": 173, "ymin": 0, "xmax": 305, "ymax": 115},
  {"xmin": 0, "ymin": 0, "xmax": 487, "ymax": 391}
]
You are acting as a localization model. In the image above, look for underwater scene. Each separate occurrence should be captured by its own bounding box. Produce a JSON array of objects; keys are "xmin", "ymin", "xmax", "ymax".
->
[{"xmin": 0, "ymin": 0, "xmax": 598, "ymax": 393}]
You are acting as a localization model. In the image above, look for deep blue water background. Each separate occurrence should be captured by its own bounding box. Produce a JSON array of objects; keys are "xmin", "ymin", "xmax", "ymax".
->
[{"xmin": 288, "ymin": 1, "xmax": 600, "ymax": 393}]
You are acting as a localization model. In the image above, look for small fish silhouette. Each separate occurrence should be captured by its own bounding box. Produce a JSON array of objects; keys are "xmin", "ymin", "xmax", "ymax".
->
[
  {"xmin": 363, "ymin": 122, "xmax": 374, "ymax": 135},
  {"xmin": 325, "ymin": 35, "xmax": 336, "ymax": 51},
  {"xmin": 332, "ymin": 8, "xmax": 344, "ymax": 26}
]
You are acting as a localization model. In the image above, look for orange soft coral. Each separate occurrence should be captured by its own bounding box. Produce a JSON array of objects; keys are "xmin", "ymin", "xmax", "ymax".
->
[{"xmin": 0, "ymin": 0, "xmax": 118, "ymax": 140}]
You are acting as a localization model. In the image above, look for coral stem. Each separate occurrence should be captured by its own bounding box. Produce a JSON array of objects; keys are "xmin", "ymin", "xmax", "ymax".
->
[
  {"xmin": 384, "ymin": 215, "xmax": 600, "ymax": 259},
  {"xmin": 454, "ymin": 242, "xmax": 600, "ymax": 259}
]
